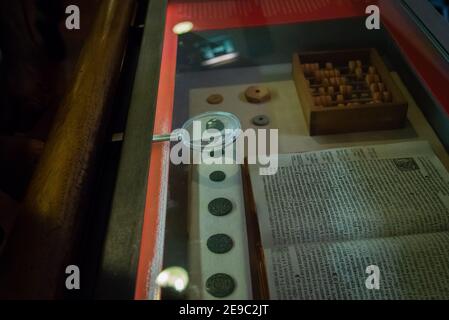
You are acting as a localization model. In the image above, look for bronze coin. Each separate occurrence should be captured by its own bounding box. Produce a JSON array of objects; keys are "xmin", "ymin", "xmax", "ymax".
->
[
  {"xmin": 207, "ymin": 94, "xmax": 224, "ymax": 105},
  {"xmin": 209, "ymin": 171, "xmax": 226, "ymax": 182},
  {"xmin": 245, "ymin": 86, "xmax": 271, "ymax": 104},
  {"xmin": 207, "ymin": 234, "xmax": 234, "ymax": 254},
  {"xmin": 252, "ymin": 115, "xmax": 270, "ymax": 126},
  {"xmin": 208, "ymin": 198, "xmax": 233, "ymax": 216},
  {"xmin": 206, "ymin": 274, "xmax": 235, "ymax": 298}
]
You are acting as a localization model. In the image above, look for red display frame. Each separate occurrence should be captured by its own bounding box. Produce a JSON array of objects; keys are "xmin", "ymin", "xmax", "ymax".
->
[{"xmin": 134, "ymin": 0, "xmax": 449, "ymax": 300}]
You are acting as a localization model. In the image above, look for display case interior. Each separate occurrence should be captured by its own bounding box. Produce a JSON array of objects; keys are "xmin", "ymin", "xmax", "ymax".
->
[{"xmin": 156, "ymin": 15, "xmax": 449, "ymax": 300}]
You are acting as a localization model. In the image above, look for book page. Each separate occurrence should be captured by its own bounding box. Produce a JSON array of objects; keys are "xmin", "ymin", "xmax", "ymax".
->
[
  {"xmin": 266, "ymin": 232, "xmax": 449, "ymax": 300},
  {"xmin": 250, "ymin": 141, "xmax": 449, "ymax": 248}
]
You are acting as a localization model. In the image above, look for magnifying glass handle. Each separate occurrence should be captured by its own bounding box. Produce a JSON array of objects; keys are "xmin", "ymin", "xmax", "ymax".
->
[{"xmin": 152, "ymin": 133, "xmax": 172, "ymax": 142}]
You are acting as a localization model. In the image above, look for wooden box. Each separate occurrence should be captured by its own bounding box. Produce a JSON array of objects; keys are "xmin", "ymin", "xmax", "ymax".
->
[{"xmin": 292, "ymin": 48, "xmax": 408, "ymax": 136}]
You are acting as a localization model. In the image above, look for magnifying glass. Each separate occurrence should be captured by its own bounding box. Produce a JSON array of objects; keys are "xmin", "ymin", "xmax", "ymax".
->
[{"xmin": 152, "ymin": 112, "xmax": 241, "ymax": 151}]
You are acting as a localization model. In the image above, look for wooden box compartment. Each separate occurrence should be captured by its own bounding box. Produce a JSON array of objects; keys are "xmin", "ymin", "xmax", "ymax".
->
[{"xmin": 292, "ymin": 48, "xmax": 408, "ymax": 136}]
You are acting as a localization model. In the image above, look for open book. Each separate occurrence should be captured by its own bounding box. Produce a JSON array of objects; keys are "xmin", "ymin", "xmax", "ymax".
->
[{"xmin": 247, "ymin": 141, "xmax": 449, "ymax": 299}]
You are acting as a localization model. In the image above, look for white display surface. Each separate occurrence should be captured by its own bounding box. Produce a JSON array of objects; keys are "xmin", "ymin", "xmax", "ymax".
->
[{"xmin": 189, "ymin": 163, "xmax": 252, "ymax": 300}]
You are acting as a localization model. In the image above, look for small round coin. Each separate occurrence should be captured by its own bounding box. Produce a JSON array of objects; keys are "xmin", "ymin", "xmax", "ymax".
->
[
  {"xmin": 245, "ymin": 86, "xmax": 271, "ymax": 104},
  {"xmin": 208, "ymin": 198, "xmax": 233, "ymax": 216},
  {"xmin": 206, "ymin": 274, "xmax": 235, "ymax": 298},
  {"xmin": 207, "ymin": 94, "xmax": 224, "ymax": 105},
  {"xmin": 207, "ymin": 234, "xmax": 234, "ymax": 254},
  {"xmin": 252, "ymin": 115, "xmax": 270, "ymax": 126},
  {"xmin": 209, "ymin": 171, "xmax": 226, "ymax": 182}
]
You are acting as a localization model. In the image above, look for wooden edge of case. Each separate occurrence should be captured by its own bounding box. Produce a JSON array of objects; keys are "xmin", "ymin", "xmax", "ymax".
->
[{"xmin": 241, "ymin": 162, "xmax": 270, "ymax": 300}]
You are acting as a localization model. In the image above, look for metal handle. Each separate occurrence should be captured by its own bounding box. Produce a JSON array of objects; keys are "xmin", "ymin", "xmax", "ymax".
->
[{"xmin": 152, "ymin": 133, "xmax": 172, "ymax": 142}]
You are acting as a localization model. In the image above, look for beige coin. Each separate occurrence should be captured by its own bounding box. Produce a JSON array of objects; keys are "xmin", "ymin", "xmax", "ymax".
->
[
  {"xmin": 207, "ymin": 94, "xmax": 224, "ymax": 105},
  {"xmin": 245, "ymin": 86, "xmax": 271, "ymax": 104}
]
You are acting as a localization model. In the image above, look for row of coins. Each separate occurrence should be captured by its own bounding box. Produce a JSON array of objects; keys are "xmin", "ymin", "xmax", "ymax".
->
[{"xmin": 205, "ymin": 171, "xmax": 236, "ymax": 298}]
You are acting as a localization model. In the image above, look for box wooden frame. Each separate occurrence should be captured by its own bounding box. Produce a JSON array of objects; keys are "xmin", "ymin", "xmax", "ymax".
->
[{"xmin": 292, "ymin": 48, "xmax": 409, "ymax": 136}]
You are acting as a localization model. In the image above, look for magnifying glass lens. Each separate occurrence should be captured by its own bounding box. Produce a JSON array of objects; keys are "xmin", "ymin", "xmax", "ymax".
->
[{"xmin": 180, "ymin": 112, "xmax": 241, "ymax": 151}]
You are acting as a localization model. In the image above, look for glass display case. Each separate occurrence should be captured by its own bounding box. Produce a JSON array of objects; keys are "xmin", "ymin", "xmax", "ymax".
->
[{"xmin": 99, "ymin": 0, "xmax": 449, "ymax": 300}]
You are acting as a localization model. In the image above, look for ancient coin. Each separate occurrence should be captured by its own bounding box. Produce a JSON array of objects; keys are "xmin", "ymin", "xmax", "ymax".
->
[
  {"xmin": 209, "ymin": 171, "xmax": 226, "ymax": 182},
  {"xmin": 208, "ymin": 198, "xmax": 233, "ymax": 216},
  {"xmin": 207, "ymin": 94, "xmax": 224, "ymax": 105},
  {"xmin": 206, "ymin": 274, "xmax": 235, "ymax": 298},
  {"xmin": 252, "ymin": 115, "xmax": 270, "ymax": 126},
  {"xmin": 207, "ymin": 234, "xmax": 234, "ymax": 254}
]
